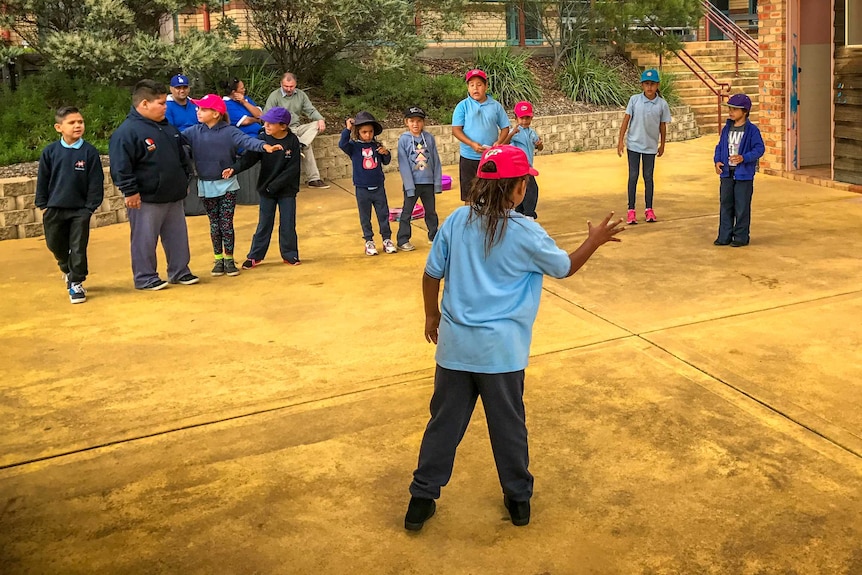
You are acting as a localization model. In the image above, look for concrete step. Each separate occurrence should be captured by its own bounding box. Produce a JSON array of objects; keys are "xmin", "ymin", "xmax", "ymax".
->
[
  {"xmin": 632, "ymin": 54, "xmax": 759, "ymax": 68},
  {"xmin": 676, "ymin": 94, "xmax": 760, "ymax": 107}
]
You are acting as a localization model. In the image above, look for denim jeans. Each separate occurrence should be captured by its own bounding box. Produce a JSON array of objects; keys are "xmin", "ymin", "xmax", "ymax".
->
[
  {"xmin": 247, "ymin": 194, "xmax": 298, "ymax": 262},
  {"xmin": 627, "ymin": 150, "xmax": 656, "ymax": 210},
  {"xmin": 397, "ymin": 184, "xmax": 438, "ymax": 246},
  {"xmin": 355, "ymin": 186, "xmax": 391, "ymax": 242},
  {"xmin": 718, "ymin": 177, "xmax": 754, "ymax": 244}
]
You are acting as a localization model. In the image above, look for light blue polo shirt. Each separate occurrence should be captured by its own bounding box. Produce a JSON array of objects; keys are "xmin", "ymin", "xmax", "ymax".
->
[
  {"xmin": 624, "ymin": 93, "xmax": 672, "ymax": 154},
  {"xmin": 509, "ymin": 126, "xmax": 540, "ymax": 166},
  {"xmin": 452, "ymin": 95, "xmax": 510, "ymax": 160},
  {"xmin": 425, "ymin": 206, "xmax": 571, "ymax": 373}
]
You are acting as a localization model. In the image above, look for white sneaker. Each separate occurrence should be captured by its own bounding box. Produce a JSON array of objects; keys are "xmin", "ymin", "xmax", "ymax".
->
[
  {"xmin": 365, "ymin": 241, "xmax": 378, "ymax": 256},
  {"xmin": 383, "ymin": 239, "xmax": 397, "ymax": 254},
  {"xmin": 398, "ymin": 241, "xmax": 416, "ymax": 252}
]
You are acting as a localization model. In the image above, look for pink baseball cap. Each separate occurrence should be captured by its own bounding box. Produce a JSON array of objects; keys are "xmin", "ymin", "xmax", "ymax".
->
[
  {"xmin": 190, "ymin": 94, "xmax": 226, "ymax": 115},
  {"xmin": 514, "ymin": 101, "xmax": 533, "ymax": 117},
  {"xmin": 477, "ymin": 146, "xmax": 539, "ymax": 179},
  {"xmin": 465, "ymin": 69, "xmax": 487, "ymax": 83}
]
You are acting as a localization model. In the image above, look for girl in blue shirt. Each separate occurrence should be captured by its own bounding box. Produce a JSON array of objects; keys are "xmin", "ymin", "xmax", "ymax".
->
[{"xmin": 404, "ymin": 145, "xmax": 624, "ymax": 532}]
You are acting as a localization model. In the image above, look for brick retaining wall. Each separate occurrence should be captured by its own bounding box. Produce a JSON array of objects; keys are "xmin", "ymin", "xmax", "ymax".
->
[{"xmin": 0, "ymin": 106, "xmax": 698, "ymax": 241}]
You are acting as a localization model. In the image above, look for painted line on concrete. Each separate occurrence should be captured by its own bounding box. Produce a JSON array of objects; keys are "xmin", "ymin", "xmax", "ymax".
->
[
  {"xmin": 541, "ymin": 286, "xmax": 862, "ymax": 460},
  {"xmin": 0, "ymin": 370, "xmax": 435, "ymax": 472}
]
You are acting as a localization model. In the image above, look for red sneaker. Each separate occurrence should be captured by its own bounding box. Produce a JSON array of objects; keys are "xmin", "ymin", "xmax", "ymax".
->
[
  {"xmin": 645, "ymin": 208, "xmax": 657, "ymax": 223},
  {"xmin": 626, "ymin": 209, "xmax": 637, "ymax": 225}
]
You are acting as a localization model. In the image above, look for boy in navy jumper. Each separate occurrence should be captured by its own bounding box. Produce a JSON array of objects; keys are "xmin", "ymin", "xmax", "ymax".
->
[
  {"xmin": 36, "ymin": 106, "xmax": 105, "ymax": 304},
  {"xmin": 713, "ymin": 93, "xmax": 765, "ymax": 247},
  {"xmin": 232, "ymin": 107, "xmax": 303, "ymax": 268},
  {"xmin": 339, "ymin": 111, "xmax": 395, "ymax": 256},
  {"xmin": 396, "ymin": 106, "xmax": 441, "ymax": 251}
]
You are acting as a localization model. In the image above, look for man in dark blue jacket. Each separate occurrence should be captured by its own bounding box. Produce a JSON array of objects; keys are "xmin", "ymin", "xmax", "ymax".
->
[{"xmin": 109, "ymin": 79, "xmax": 199, "ymax": 290}]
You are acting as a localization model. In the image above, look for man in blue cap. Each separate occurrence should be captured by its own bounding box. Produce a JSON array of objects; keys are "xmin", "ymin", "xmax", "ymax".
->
[{"xmin": 165, "ymin": 74, "xmax": 198, "ymax": 132}]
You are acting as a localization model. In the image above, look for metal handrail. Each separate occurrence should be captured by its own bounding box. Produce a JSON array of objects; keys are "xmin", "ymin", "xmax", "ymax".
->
[
  {"xmin": 644, "ymin": 20, "xmax": 731, "ymax": 132},
  {"xmin": 700, "ymin": 0, "xmax": 758, "ymax": 72}
]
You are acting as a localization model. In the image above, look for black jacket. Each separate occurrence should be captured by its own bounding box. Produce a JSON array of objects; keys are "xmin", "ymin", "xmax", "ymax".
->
[
  {"xmin": 35, "ymin": 140, "xmax": 104, "ymax": 211},
  {"xmin": 232, "ymin": 131, "xmax": 301, "ymax": 198},
  {"xmin": 108, "ymin": 108, "xmax": 190, "ymax": 203}
]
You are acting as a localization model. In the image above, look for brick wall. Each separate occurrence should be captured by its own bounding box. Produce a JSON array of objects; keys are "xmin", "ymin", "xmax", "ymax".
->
[
  {"xmin": 756, "ymin": 0, "xmax": 787, "ymax": 172},
  {"xmin": 0, "ymin": 107, "xmax": 698, "ymax": 241}
]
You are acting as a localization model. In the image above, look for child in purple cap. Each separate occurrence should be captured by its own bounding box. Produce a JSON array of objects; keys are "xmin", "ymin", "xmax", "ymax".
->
[
  {"xmin": 713, "ymin": 93, "xmax": 764, "ymax": 247},
  {"xmin": 232, "ymin": 107, "xmax": 304, "ymax": 267},
  {"xmin": 404, "ymin": 144, "xmax": 624, "ymax": 532}
]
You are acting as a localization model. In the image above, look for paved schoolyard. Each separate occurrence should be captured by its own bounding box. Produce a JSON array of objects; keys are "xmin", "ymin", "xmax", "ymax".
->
[{"xmin": 1, "ymin": 137, "xmax": 861, "ymax": 574}]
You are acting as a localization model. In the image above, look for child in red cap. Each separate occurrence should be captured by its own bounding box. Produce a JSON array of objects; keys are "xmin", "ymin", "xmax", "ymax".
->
[
  {"xmin": 502, "ymin": 100, "xmax": 543, "ymax": 219},
  {"xmin": 451, "ymin": 69, "xmax": 511, "ymax": 202},
  {"xmin": 183, "ymin": 94, "xmax": 282, "ymax": 276},
  {"xmin": 404, "ymin": 145, "xmax": 624, "ymax": 532}
]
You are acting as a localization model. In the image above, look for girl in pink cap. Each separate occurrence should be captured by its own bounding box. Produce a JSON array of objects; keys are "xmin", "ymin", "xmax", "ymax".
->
[
  {"xmin": 183, "ymin": 94, "xmax": 282, "ymax": 277},
  {"xmin": 404, "ymin": 144, "xmax": 624, "ymax": 532}
]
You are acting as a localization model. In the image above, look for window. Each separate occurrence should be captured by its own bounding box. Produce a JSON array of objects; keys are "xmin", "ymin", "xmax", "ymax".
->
[{"xmin": 849, "ymin": 0, "xmax": 862, "ymax": 46}]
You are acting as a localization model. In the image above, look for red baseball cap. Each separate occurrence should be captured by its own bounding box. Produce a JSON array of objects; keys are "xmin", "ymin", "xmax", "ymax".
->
[
  {"xmin": 465, "ymin": 69, "xmax": 487, "ymax": 83},
  {"xmin": 514, "ymin": 101, "xmax": 533, "ymax": 117},
  {"xmin": 477, "ymin": 146, "xmax": 539, "ymax": 179},
  {"xmin": 190, "ymin": 94, "xmax": 227, "ymax": 115}
]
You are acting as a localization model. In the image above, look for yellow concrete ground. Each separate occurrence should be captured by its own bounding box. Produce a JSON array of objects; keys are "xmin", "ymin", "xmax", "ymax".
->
[{"xmin": 2, "ymin": 137, "xmax": 862, "ymax": 574}]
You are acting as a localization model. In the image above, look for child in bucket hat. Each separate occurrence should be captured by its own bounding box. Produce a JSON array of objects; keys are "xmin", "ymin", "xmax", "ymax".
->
[
  {"xmin": 338, "ymin": 111, "xmax": 395, "ymax": 256},
  {"xmin": 230, "ymin": 106, "xmax": 305, "ymax": 268},
  {"xmin": 404, "ymin": 144, "xmax": 625, "ymax": 531},
  {"xmin": 452, "ymin": 68, "xmax": 510, "ymax": 202},
  {"xmin": 712, "ymin": 93, "xmax": 764, "ymax": 247}
]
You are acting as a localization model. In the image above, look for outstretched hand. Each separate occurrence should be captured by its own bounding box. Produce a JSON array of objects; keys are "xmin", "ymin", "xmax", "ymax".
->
[
  {"xmin": 587, "ymin": 212, "xmax": 625, "ymax": 246},
  {"xmin": 263, "ymin": 144, "xmax": 283, "ymax": 153}
]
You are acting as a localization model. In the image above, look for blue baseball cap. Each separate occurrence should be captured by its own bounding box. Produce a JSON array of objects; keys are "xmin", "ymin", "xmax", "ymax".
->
[
  {"xmin": 170, "ymin": 74, "xmax": 189, "ymax": 87},
  {"xmin": 260, "ymin": 107, "xmax": 292, "ymax": 125},
  {"xmin": 726, "ymin": 93, "xmax": 752, "ymax": 111},
  {"xmin": 641, "ymin": 69, "xmax": 660, "ymax": 83}
]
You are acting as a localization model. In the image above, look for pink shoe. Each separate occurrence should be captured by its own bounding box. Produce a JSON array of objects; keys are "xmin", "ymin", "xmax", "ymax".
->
[
  {"xmin": 645, "ymin": 208, "xmax": 657, "ymax": 223},
  {"xmin": 626, "ymin": 209, "xmax": 637, "ymax": 225}
]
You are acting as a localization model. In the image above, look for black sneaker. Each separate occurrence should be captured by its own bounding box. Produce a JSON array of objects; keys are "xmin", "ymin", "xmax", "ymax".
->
[
  {"xmin": 404, "ymin": 497, "xmax": 436, "ymax": 532},
  {"xmin": 224, "ymin": 259, "xmax": 240, "ymax": 276},
  {"xmin": 503, "ymin": 495, "xmax": 530, "ymax": 526},
  {"xmin": 138, "ymin": 279, "xmax": 168, "ymax": 291},
  {"xmin": 307, "ymin": 179, "xmax": 330, "ymax": 189},
  {"xmin": 171, "ymin": 273, "xmax": 200, "ymax": 285},
  {"xmin": 713, "ymin": 239, "xmax": 730, "ymax": 246},
  {"xmin": 730, "ymin": 240, "xmax": 748, "ymax": 247},
  {"xmin": 211, "ymin": 259, "xmax": 225, "ymax": 276},
  {"xmin": 242, "ymin": 258, "xmax": 261, "ymax": 270}
]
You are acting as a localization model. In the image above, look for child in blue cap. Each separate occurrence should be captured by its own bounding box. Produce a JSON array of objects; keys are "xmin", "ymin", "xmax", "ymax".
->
[
  {"xmin": 617, "ymin": 69, "xmax": 671, "ymax": 225},
  {"xmin": 713, "ymin": 93, "xmax": 764, "ymax": 247}
]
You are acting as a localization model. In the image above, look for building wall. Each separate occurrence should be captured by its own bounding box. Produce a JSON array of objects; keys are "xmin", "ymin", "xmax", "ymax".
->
[{"xmin": 756, "ymin": 0, "xmax": 788, "ymax": 172}]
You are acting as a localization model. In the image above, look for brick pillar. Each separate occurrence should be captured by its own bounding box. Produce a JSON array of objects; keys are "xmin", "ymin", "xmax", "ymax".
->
[{"xmin": 757, "ymin": 0, "xmax": 788, "ymax": 172}]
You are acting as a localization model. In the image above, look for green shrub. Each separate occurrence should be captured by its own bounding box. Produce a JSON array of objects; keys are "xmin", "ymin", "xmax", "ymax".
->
[
  {"xmin": 320, "ymin": 60, "xmax": 464, "ymax": 126},
  {"xmin": 659, "ymin": 71, "xmax": 680, "ymax": 106},
  {"xmin": 557, "ymin": 44, "xmax": 635, "ymax": 106},
  {"xmin": 473, "ymin": 47, "xmax": 540, "ymax": 108},
  {"xmin": 0, "ymin": 72, "xmax": 130, "ymax": 165}
]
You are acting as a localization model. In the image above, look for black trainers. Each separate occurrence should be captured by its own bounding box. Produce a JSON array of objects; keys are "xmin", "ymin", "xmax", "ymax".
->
[
  {"xmin": 730, "ymin": 240, "xmax": 748, "ymax": 247},
  {"xmin": 713, "ymin": 239, "xmax": 730, "ymax": 246},
  {"xmin": 404, "ymin": 497, "xmax": 436, "ymax": 532},
  {"xmin": 68, "ymin": 282, "xmax": 86, "ymax": 304},
  {"xmin": 171, "ymin": 273, "xmax": 200, "ymax": 285},
  {"xmin": 224, "ymin": 258, "xmax": 240, "ymax": 276},
  {"xmin": 211, "ymin": 259, "xmax": 225, "ymax": 276},
  {"xmin": 503, "ymin": 495, "xmax": 530, "ymax": 526},
  {"xmin": 307, "ymin": 179, "xmax": 330, "ymax": 189},
  {"xmin": 138, "ymin": 279, "xmax": 168, "ymax": 291},
  {"xmin": 242, "ymin": 258, "xmax": 261, "ymax": 270}
]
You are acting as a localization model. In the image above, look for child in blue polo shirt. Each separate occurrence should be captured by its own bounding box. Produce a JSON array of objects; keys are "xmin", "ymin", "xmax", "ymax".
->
[
  {"xmin": 713, "ymin": 93, "xmax": 764, "ymax": 247},
  {"xmin": 404, "ymin": 145, "xmax": 624, "ymax": 532},
  {"xmin": 451, "ymin": 69, "xmax": 510, "ymax": 202},
  {"xmin": 617, "ymin": 69, "xmax": 671, "ymax": 225},
  {"xmin": 502, "ymin": 100, "xmax": 543, "ymax": 219}
]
